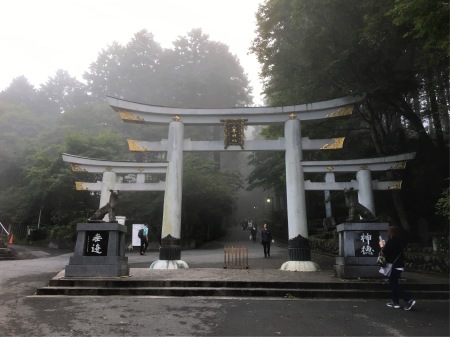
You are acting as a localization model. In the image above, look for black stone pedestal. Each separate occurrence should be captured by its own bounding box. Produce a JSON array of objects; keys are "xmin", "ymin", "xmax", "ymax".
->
[
  {"xmin": 65, "ymin": 223, "xmax": 129, "ymax": 277},
  {"xmin": 334, "ymin": 222, "xmax": 388, "ymax": 279}
]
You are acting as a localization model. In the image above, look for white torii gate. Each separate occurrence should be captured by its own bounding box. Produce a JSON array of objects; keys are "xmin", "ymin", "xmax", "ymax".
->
[
  {"xmin": 302, "ymin": 152, "xmax": 416, "ymax": 217},
  {"xmin": 62, "ymin": 154, "xmax": 168, "ymax": 221},
  {"xmin": 108, "ymin": 95, "xmax": 364, "ymax": 271}
]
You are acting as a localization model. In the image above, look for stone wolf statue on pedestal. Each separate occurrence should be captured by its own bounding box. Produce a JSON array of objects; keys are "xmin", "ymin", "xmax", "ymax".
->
[
  {"xmin": 344, "ymin": 188, "xmax": 377, "ymax": 222},
  {"xmin": 88, "ymin": 190, "xmax": 119, "ymax": 223}
]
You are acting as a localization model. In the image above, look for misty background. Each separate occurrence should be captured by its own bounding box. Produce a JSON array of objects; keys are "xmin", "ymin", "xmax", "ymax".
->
[{"xmin": 0, "ymin": 0, "xmax": 448, "ymax": 250}]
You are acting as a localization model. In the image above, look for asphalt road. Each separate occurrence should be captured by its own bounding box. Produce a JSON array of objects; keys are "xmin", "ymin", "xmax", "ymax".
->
[{"xmin": 1, "ymin": 234, "xmax": 449, "ymax": 337}]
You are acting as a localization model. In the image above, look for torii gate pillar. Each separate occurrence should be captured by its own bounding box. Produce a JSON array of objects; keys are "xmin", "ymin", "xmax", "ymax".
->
[
  {"xmin": 356, "ymin": 169, "xmax": 376, "ymax": 216},
  {"xmin": 150, "ymin": 120, "xmax": 188, "ymax": 269},
  {"xmin": 324, "ymin": 172, "xmax": 335, "ymax": 218},
  {"xmin": 281, "ymin": 118, "xmax": 320, "ymax": 271}
]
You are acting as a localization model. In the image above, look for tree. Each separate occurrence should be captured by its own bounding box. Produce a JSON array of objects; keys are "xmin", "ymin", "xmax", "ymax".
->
[
  {"xmin": 251, "ymin": 0, "xmax": 448, "ymax": 153},
  {"xmin": 169, "ymin": 29, "xmax": 253, "ymax": 108},
  {"xmin": 0, "ymin": 29, "xmax": 254, "ymax": 243},
  {"xmin": 182, "ymin": 153, "xmax": 243, "ymax": 241},
  {"xmin": 84, "ymin": 30, "xmax": 165, "ymax": 103},
  {"xmin": 0, "ymin": 76, "xmax": 59, "ymax": 118},
  {"xmin": 250, "ymin": 0, "xmax": 449, "ymax": 232},
  {"xmin": 83, "ymin": 41, "xmax": 127, "ymax": 101},
  {"xmin": 39, "ymin": 69, "xmax": 90, "ymax": 113}
]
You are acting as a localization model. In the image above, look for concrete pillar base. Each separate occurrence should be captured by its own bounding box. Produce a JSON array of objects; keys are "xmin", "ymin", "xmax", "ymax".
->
[
  {"xmin": 280, "ymin": 261, "xmax": 320, "ymax": 272},
  {"xmin": 149, "ymin": 260, "xmax": 189, "ymax": 269}
]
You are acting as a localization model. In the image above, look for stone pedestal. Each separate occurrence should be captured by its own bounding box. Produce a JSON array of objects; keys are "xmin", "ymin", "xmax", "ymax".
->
[
  {"xmin": 65, "ymin": 223, "xmax": 129, "ymax": 277},
  {"xmin": 334, "ymin": 222, "xmax": 388, "ymax": 279}
]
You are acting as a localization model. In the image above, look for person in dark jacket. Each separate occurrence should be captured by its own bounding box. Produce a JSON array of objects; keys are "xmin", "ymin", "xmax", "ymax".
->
[
  {"xmin": 380, "ymin": 226, "xmax": 416, "ymax": 310},
  {"xmin": 260, "ymin": 223, "xmax": 273, "ymax": 258},
  {"xmin": 140, "ymin": 223, "xmax": 149, "ymax": 255},
  {"xmin": 250, "ymin": 225, "xmax": 257, "ymax": 243}
]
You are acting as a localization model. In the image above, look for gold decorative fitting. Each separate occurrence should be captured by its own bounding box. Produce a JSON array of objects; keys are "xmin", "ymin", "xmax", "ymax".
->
[
  {"xmin": 71, "ymin": 164, "xmax": 86, "ymax": 172},
  {"xmin": 75, "ymin": 182, "xmax": 88, "ymax": 190},
  {"xmin": 390, "ymin": 161, "xmax": 407, "ymax": 170},
  {"xmin": 360, "ymin": 165, "xmax": 369, "ymax": 170},
  {"xmin": 221, "ymin": 118, "xmax": 248, "ymax": 149},
  {"xmin": 320, "ymin": 137, "xmax": 345, "ymax": 150},
  {"xmin": 172, "ymin": 115, "xmax": 181, "ymax": 121},
  {"xmin": 106, "ymin": 167, "xmax": 112, "ymax": 171},
  {"xmin": 289, "ymin": 113, "xmax": 297, "ymax": 120},
  {"xmin": 388, "ymin": 181, "xmax": 402, "ymax": 190},
  {"xmin": 326, "ymin": 105, "xmax": 353, "ymax": 118},
  {"xmin": 327, "ymin": 166, "xmax": 334, "ymax": 171},
  {"xmin": 127, "ymin": 139, "xmax": 149, "ymax": 152},
  {"xmin": 137, "ymin": 168, "xmax": 144, "ymax": 173},
  {"xmin": 119, "ymin": 110, "xmax": 144, "ymax": 122}
]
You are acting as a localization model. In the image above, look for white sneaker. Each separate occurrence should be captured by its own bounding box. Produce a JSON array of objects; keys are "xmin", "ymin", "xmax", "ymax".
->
[
  {"xmin": 386, "ymin": 302, "xmax": 401, "ymax": 309},
  {"xmin": 404, "ymin": 300, "xmax": 416, "ymax": 311}
]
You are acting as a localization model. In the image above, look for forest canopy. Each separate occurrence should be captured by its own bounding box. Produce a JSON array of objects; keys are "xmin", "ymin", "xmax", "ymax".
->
[{"xmin": 0, "ymin": 1, "xmax": 448, "ymax": 245}]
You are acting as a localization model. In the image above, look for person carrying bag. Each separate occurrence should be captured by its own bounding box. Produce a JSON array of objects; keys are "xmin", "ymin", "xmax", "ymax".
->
[
  {"xmin": 379, "ymin": 254, "xmax": 400, "ymax": 277},
  {"xmin": 379, "ymin": 226, "xmax": 416, "ymax": 310}
]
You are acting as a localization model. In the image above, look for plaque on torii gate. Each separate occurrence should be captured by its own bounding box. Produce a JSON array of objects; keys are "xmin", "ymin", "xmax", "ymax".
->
[{"xmin": 108, "ymin": 95, "xmax": 363, "ymax": 271}]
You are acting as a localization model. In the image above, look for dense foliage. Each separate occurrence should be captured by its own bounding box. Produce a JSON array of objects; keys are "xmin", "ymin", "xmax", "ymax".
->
[
  {"xmin": 0, "ymin": 29, "xmax": 251, "ymax": 243},
  {"xmin": 249, "ymin": 0, "xmax": 449, "ymax": 236}
]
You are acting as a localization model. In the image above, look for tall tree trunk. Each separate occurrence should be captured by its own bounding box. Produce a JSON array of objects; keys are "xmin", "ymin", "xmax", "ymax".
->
[
  {"xmin": 391, "ymin": 190, "xmax": 411, "ymax": 232},
  {"xmin": 426, "ymin": 67, "xmax": 445, "ymax": 148}
]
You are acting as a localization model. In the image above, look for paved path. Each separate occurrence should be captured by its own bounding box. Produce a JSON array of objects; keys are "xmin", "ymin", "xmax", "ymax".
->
[{"xmin": 1, "ymin": 227, "xmax": 448, "ymax": 336}]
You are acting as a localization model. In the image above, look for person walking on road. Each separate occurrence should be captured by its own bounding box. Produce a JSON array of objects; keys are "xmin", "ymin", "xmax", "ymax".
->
[
  {"xmin": 139, "ymin": 223, "xmax": 149, "ymax": 255},
  {"xmin": 260, "ymin": 223, "xmax": 273, "ymax": 258},
  {"xmin": 379, "ymin": 225, "xmax": 416, "ymax": 310},
  {"xmin": 250, "ymin": 225, "xmax": 257, "ymax": 243}
]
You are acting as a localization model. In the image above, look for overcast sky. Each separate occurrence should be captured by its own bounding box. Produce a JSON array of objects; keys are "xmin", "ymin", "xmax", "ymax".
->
[{"xmin": 1, "ymin": 0, "xmax": 265, "ymax": 105}]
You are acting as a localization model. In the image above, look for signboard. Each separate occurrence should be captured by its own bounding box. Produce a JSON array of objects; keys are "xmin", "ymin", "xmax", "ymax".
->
[
  {"xmin": 132, "ymin": 224, "xmax": 145, "ymax": 247},
  {"xmin": 354, "ymin": 230, "xmax": 381, "ymax": 257},
  {"xmin": 84, "ymin": 231, "xmax": 109, "ymax": 256}
]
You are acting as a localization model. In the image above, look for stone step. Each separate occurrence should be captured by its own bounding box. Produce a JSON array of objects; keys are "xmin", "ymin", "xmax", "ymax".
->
[{"xmin": 36, "ymin": 279, "xmax": 448, "ymax": 299}]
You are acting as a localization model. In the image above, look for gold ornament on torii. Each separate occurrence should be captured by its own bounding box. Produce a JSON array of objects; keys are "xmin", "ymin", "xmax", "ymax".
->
[
  {"xmin": 127, "ymin": 139, "xmax": 149, "ymax": 152},
  {"xmin": 71, "ymin": 164, "xmax": 87, "ymax": 172},
  {"xmin": 75, "ymin": 182, "xmax": 88, "ymax": 191},
  {"xmin": 119, "ymin": 110, "xmax": 144, "ymax": 122},
  {"xmin": 220, "ymin": 118, "xmax": 247, "ymax": 149},
  {"xmin": 320, "ymin": 137, "xmax": 345, "ymax": 150},
  {"xmin": 326, "ymin": 105, "xmax": 354, "ymax": 118}
]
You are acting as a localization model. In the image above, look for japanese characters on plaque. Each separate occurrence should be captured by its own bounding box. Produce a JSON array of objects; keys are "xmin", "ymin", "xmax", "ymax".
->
[
  {"xmin": 85, "ymin": 231, "xmax": 109, "ymax": 256},
  {"xmin": 221, "ymin": 118, "xmax": 247, "ymax": 149},
  {"xmin": 354, "ymin": 230, "xmax": 381, "ymax": 257}
]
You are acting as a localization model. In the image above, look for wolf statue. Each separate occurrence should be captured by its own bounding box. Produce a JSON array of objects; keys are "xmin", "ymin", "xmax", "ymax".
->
[
  {"xmin": 344, "ymin": 188, "xmax": 377, "ymax": 222},
  {"xmin": 88, "ymin": 190, "xmax": 119, "ymax": 223}
]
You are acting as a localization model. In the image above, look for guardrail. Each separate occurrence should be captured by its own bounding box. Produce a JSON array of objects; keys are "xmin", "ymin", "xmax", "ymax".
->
[
  {"xmin": 224, "ymin": 245, "xmax": 249, "ymax": 269},
  {"xmin": 0, "ymin": 221, "xmax": 10, "ymax": 244}
]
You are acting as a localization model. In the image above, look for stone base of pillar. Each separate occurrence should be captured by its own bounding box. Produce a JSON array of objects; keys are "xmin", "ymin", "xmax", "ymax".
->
[
  {"xmin": 149, "ymin": 260, "xmax": 189, "ymax": 269},
  {"xmin": 159, "ymin": 235, "xmax": 181, "ymax": 260},
  {"xmin": 280, "ymin": 261, "xmax": 320, "ymax": 272},
  {"xmin": 288, "ymin": 247, "xmax": 311, "ymax": 261},
  {"xmin": 288, "ymin": 235, "xmax": 312, "ymax": 261}
]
